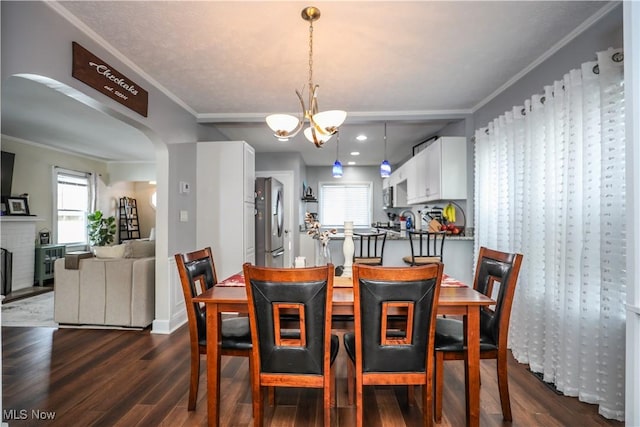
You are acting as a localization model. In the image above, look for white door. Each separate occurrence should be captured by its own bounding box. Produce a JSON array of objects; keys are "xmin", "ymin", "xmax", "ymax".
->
[{"xmin": 256, "ymin": 171, "xmax": 294, "ymax": 268}]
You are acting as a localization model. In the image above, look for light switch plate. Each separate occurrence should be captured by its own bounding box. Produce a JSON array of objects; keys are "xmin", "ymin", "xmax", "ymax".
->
[
  {"xmin": 180, "ymin": 210, "xmax": 189, "ymax": 222},
  {"xmin": 179, "ymin": 181, "xmax": 191, "ymax": 194}
]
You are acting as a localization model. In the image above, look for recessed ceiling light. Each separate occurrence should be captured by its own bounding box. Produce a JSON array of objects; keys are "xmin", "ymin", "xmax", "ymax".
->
[
  {"xmin": 348, "ymin": 161, "xmax": 356, "ymax": 165},
  {"xmin": 350, "ymin": 151, "xmax": 360, "ymax": 156},
  {"xmin": 356, "ymin": 135, "xmax": 367, "ymax": 141}
]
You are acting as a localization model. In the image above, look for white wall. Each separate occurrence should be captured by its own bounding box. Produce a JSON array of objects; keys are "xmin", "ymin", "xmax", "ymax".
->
[{"xmin": 1, "ymin": 135, "xmax": 110, "ymax": 241}]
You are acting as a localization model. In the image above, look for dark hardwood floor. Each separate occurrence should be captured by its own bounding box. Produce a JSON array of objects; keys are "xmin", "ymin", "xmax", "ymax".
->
[{"xmin": 1, "ymin": 325, "xmax": 624, "ymax": 426}]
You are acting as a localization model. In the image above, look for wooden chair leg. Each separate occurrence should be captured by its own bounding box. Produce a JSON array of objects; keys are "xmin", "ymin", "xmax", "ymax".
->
[
  {"xmin": 347, "ymin": 359, "xmax": 355, "ymax": 405},
  {"xmin": 268, "ymin": 387, "xmax": 275, "ymax": 406},
  {"xmin": 188, "ymin": 351, "xmax": 200, "ymax": 411},
  {"xmin": 424, "ymin": 370, "xmax": 434, "ymax": 427},
  {"xmin": 355, "ymin": 378, "xmax": 363, "ymax": 427},
  {"xmin": 407, "ymin": 385, "xmax": 415, "ymax": 406},
  {"xmin": 331, "ymin": 364, "xmax": 336, "ymax": 407},
  {"xmin": 496, "ymin": 351, "xmax": 512, "ymax": 421},
  {"xmin": 324, "ymin": 382, "xmax": 331, "ymax": 427},
  {"xmin": 252, "ymin": 385, "xmax": 264, "ymax": 427},
  {"xmin": 434, "ymin": 351, "xmax": 444, "ymax": 422}
]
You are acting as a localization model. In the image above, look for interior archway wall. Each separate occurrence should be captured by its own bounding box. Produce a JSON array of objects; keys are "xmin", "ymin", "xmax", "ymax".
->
[{"xmin": 2, "ymin": 73, "xmax": 173, "ymax": 333}]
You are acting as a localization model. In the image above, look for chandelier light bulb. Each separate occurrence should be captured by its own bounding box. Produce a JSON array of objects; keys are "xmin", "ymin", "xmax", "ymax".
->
[
  {"xmin": 266, "ymin": 114, "xmax": 299, "ymax": 137},
  {"xmin": 304, "ymin": 127, "xmax": 332, "ymax": 144}
]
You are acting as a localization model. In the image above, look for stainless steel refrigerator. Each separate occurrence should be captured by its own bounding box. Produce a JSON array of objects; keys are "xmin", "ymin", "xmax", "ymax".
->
[{"xmin": 255, "ymin": 177, "xmax": 284, "ymax": 267}]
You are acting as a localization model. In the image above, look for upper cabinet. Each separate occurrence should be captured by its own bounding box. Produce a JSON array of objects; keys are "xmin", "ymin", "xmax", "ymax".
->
[
  {"xmin": 389, "ymin": 162, "xmax": 409, "ymax": 207},
  {"xmin": 407, "ymin": 137, "xmax": 467, "ymax": 204}
]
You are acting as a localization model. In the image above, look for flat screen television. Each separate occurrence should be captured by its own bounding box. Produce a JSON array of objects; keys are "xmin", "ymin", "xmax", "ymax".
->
[{"xmin": 1, "ymin": 150, "xmax": 16, "ymax": 198}]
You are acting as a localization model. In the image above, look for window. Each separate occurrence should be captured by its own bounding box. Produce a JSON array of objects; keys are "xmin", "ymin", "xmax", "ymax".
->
[
  {"xmin": 54, "ymin": 169, "xmax": 93, "ymax": 245},
  {"xmin": 319, "ymin": 182, "xmax": 372, "ymax": 228}
]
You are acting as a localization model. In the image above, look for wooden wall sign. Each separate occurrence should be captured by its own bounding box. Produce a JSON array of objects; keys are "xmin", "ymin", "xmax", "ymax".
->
[{"xmin": 72, "ymin": 42, "xmax": 148, "ymax": 117}]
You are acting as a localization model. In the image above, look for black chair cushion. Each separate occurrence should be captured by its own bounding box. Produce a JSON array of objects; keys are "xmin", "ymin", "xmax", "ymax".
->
[
  {"xmin": 434, "ymin": 317, "xmax": 498, "ymax": 352},
  {"xmin": 199, "ymin": 316, "xmax": 252, "ymax": 351},
  {"xmin": 344, "ymin": 332, "xmax": 356, "ymax": 363},
  {"xmin": 330, "ymin": 334, "xmax": 340, "ymax": 365},
  {"xmin": 222, "ymin": 317, "xmax": 250, "ymax": 337}
]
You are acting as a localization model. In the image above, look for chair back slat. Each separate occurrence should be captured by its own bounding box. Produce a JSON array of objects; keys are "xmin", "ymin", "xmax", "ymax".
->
[
  {"xmin": 406, "ymin": 230, "xmax": 446, "ymax": 265},
  {"xmin": 354, "ymin": 231, "xmax": 387, "ymax": 265}
]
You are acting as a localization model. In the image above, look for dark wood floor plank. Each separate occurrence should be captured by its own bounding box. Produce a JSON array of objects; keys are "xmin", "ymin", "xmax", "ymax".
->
[{"xmin": 1, "ymin": 324, "xmax": 624, "ymax": 427}]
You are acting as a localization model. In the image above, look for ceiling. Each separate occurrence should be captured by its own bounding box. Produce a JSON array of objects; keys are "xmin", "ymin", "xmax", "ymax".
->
[{"xmin": 1, "ymin": 1, "xmax": 609, "ymax": 166}]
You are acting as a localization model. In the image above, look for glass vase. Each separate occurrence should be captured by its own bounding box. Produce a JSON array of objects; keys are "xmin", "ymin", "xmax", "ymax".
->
[{"xmin": 318, "ymin": 241, "xmax": 332, "ymax": 265}]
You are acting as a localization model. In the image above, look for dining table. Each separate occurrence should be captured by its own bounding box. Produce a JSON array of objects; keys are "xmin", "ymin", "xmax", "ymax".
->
[{"xmin": 193, "ymin": 272, "xmax": 495, "ymax": 427}]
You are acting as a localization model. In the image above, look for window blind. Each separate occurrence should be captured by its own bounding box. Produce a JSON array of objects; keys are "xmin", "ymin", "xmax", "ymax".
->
[{"xmin": 319, "ymin": 182, "xmax": 372, "ymax": 227}]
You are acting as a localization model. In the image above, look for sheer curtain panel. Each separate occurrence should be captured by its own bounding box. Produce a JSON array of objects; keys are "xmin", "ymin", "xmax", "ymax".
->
[{"xmin": 474, "ymin": 48, "xmax": 625, "ymax": 420}]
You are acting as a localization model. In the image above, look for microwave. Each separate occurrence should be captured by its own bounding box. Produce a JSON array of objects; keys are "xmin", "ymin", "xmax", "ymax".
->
[{"xmin": 382, "ymin": 186, "xmax": 393, "ymax": 208}]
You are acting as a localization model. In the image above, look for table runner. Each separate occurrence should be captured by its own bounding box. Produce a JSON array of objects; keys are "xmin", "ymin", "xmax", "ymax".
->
[{"xmin": 217, "ymin": 272, "xmax": 466, "ymax": 288}]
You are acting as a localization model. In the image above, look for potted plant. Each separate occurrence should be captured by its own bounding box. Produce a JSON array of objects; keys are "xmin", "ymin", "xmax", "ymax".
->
[{"xmin": 87, "ymin": 210, "xmax": 116, "ymax": 247}]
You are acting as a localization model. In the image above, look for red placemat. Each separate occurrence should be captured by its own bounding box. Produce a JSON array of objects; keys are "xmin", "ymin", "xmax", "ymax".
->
[
  {"xmin": 217, "ymin": 273, "xmax": 244, "ymax": 287},
  {"xmin": 442, "ymin": 274, "xmax": 466, "ymax": 287}
]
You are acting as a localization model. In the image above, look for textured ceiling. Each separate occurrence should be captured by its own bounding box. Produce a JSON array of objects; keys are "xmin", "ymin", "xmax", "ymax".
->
[{"xmin": 1, "ymin": 1, "xmax": 610, "ymax": 166}]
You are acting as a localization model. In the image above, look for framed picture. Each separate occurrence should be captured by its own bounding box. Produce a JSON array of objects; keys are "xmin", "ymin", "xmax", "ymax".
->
[{"xmin": 6, "ymin": 197, "xmax": 30, "ymax": 215}]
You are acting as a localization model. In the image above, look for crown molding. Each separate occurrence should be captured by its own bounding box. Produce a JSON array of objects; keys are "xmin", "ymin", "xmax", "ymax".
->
[
  {"xmin": 472, "ymin": 1, "xmax": 621, "ymax": 113},
  {"xmin": 46, "ymin": 1, "xmax": 197, "ymax": 117}
]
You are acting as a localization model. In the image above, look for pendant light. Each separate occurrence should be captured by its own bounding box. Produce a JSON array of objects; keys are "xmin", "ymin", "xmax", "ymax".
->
[
  {"xmin": 380, "ymin": 123, "xmax": 391, "ymax": 177},
  {"xmin": 332, "ymin": 133, "xmax": 343, "ymax": 178}
]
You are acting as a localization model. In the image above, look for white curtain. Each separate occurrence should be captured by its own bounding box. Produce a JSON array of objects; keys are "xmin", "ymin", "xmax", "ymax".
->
[{"xmin": 474, "ymin": 48, "xmax": 626, "ymax": 420}]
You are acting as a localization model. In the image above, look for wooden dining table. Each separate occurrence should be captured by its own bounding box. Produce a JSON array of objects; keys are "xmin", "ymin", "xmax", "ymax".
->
[{"xmin": 193, "ymin": 273, "xmax": 494, "ymax": 427}]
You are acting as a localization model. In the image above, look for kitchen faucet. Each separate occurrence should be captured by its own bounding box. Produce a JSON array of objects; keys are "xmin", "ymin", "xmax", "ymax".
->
[{"xmin": 399, "ymin": 209, "xmax": 415, "ymax": 229}]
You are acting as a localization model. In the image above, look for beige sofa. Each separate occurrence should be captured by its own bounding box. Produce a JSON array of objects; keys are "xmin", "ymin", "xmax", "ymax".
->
[{"xmin": 54, "ymin": 240, "xmax": 155, "ymax": 328}]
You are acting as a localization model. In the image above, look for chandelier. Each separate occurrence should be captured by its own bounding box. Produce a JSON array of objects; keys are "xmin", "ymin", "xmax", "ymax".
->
[{"xmin": 265, "ymin": 6, "xmax": 347, "ymax": 147}]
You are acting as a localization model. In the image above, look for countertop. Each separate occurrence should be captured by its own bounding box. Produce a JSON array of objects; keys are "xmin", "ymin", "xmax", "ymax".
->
[{"xmin": 302, "ymin": 228, "xmax": 474, "ymax": 241}]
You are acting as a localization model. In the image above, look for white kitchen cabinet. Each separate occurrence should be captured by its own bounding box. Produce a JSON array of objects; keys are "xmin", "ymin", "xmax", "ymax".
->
[
  {"xmin": 409, "ymin": 137, "xmax": 467, "ymax": 204},
  {"xmin": 196, "ymin": 141, "xmax": 255, "ymax": 279},
  {"xmin": 406, "ymin": 149, "xmax": 423, "ymax": 204},
  {"xmin": 390, "ymin": 161, "xmax": 409, "ymax": 185},
  {"xmin": 390, "ymin": 163, "xmax": 409, "ymax": 207}
]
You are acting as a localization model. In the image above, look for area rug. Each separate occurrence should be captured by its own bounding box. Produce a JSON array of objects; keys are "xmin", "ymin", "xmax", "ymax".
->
[{"xmin": 1, "ymin": 291, "xmax": 58, "ymax": 328}]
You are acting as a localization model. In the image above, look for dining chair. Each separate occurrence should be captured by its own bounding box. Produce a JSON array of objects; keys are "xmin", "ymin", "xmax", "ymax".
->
[
  {"xmin": 353, "ymin": 231, "xmax": 387, "ymax": 265},
  {"xmin": 433, "ymin": 246, "xmax": 523, "ymax": 422},
  {"xmin": 403, "ymin": 230, "xmax": 446, "ymax": 266},
  {"xmin": 243, "ymin": 262, "xmax": 339, "ymax": 427},
  {"xmin": 174, "ymin": 247, "xmax": 252, "ymax": 411},
  {"xmin": 344, "ymin": 263, "xmax": 443, "ymax": 427}
]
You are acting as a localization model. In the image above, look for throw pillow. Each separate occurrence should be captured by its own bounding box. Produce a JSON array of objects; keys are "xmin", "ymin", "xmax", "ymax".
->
[
  {"xmin": 93, "ymin": 244, "xmax": 126, "ymax": 259},
  {"xmin": 125, "ymin": 240, "xmax": 155, "ymax": 258}
]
